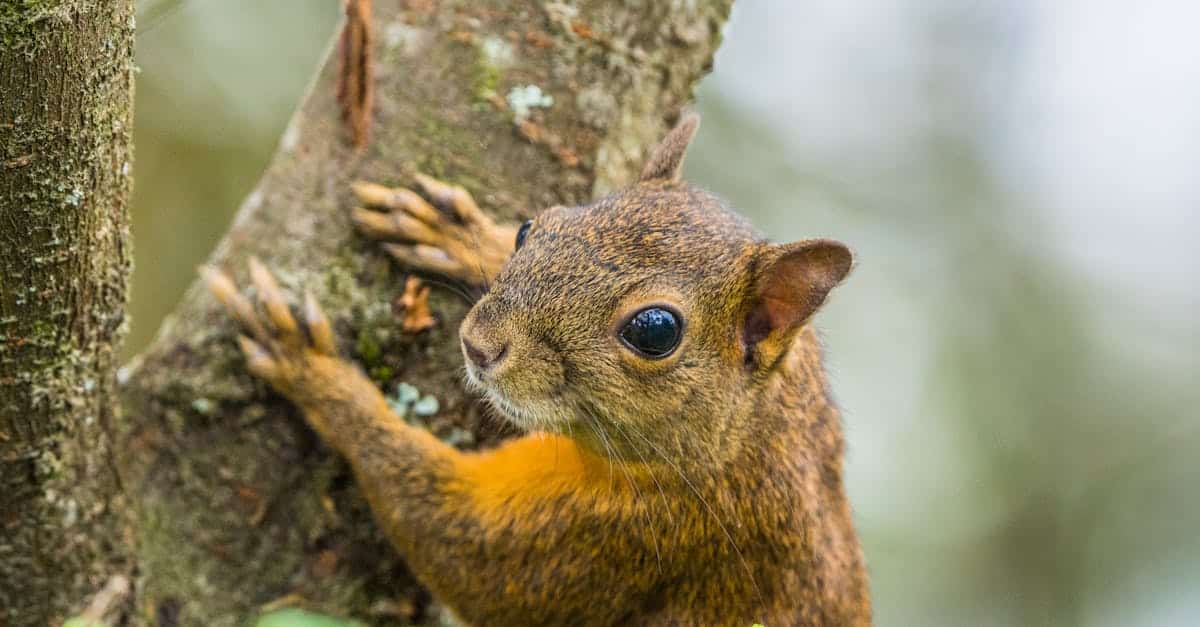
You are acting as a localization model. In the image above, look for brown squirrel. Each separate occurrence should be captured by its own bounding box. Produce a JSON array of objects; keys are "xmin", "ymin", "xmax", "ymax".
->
[{"xmin": 202, "ymin": 114, "xmax": 871, "ymax": 626}]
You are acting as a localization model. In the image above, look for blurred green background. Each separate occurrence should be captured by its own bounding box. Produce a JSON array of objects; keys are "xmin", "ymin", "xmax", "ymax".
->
[{"xmin": 131, "ymin": 1, "xmax": 1199, "ymax": 625}]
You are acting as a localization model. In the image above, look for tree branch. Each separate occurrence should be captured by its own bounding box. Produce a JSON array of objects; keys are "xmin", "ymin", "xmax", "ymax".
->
[{"xmin": 0, "ymin": 1, "xmax": 136, "ymax": 623}]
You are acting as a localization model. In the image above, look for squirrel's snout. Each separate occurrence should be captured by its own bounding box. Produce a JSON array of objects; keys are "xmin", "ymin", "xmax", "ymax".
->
[
  {"xmin": 461, "ymin": 295, "xmax": 511, "ymax": 373},
  {"xmin": 462, "ymin": 335, "xmax": 509, "ymax": 371}
]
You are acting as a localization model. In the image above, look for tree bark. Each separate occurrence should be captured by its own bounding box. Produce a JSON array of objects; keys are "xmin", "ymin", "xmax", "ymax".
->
[
  {"xmin": 118, "ymin": 1, "xmax": 732, "ymax": 624},
  {"xmin": 0, "ymin": 1, "xmax": 136, "ymax": 625}
]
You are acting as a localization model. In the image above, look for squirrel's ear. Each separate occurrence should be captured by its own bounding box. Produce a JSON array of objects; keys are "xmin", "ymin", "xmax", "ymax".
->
[
  {"xmin": 639, "ymin": 112, "xmax": 700, "ymax": 182},
  {"xmin": 742, "ymin": 239, "xmax": 853, "ymax": 370}
]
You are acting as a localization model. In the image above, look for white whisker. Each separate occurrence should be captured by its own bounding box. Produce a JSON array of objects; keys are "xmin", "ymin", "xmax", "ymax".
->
[
  {"xmin": 620, "ymin": 420, "xmax": 764, "ymax": 609},
  {"xmin": 585, "ymin": 407, "xmax": 664, "ymax": 575}
]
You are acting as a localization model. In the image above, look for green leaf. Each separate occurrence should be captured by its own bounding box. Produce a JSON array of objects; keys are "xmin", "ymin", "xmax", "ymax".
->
[
  {"xmin": 254, "ymin": 608, "xmax": 365, "ymax": 627},
  {"xmin": 62, "ymin": 618, "xmax": 105, "ymax": 627}
]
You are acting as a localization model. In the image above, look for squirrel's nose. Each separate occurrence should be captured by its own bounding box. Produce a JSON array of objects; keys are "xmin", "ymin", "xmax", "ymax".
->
[{"xmin": 462, "ymin": 336, "xmax": 508, "ymax": 371}]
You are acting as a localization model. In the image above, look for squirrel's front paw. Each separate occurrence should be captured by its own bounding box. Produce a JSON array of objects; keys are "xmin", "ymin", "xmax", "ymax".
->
[
  {"xmin": 350, "ymin": 174, "xmax": 517, "ymax": 286},
  {"xmin": 200, "ymin": 259, "xmax": 347, "ymax": 401}
]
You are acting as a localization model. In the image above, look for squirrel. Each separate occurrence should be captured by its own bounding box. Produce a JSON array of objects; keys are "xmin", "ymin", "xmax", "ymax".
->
[{"xmin": 202, "ymin": 113, "xmax": 871, "ymax": 626}]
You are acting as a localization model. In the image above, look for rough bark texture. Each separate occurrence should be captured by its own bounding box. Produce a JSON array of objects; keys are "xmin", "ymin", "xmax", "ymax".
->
[
  {"xmin": 118, "ymin": 1, "xmax": 732, "ymax": 624},
  {"xmin": 0, "ymin": 1, "xmax": 136, "ymax": 625}
]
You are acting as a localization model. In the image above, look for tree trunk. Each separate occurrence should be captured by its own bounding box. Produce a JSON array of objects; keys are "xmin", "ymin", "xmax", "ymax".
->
[
  {"xmin": 0, "ymin": 1, "xmax": 136, "ymax": 625},
  {"xmin": 118, "ymin": 1, "xmax": 732, "ymax": 624}
]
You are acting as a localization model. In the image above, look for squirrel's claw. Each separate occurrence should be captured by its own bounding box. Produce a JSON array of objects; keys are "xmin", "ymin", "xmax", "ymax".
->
[
  {"xmin": 381, "ymin": 243, "xmax": 465, "ymax": 277},
  {"xmin": 200, "ymin": 264, "xmax": 272, "ymax": 343},
  {"xmin": 351, "ymin": 175, "xmax": 516, "ymax": 287},
  {"xmin": 236, "ymin": 334, "xmax": 279, "ymax": 381},
  {"xmin": 200, "ymin": 263, "xmax": 376, "ymax": 420},
  {"xmin": 303, "ymin": 290, "xmax": 338, "ymax": 356},
  {"xmin": 201, "ymin": 262, "xmax": 344, "ymax": 388},
  {"xmin": 248, "ymin": 257, "xmax": 301, "ymax": 342},
  {"xmin": 350, "ymin": 206, "xmax": 440, "ymax": 245},
  {"xmin": 412, "ymin": 172, "xmax": 485, "ymax": 224},
  {"xmin": 351, "ymin": 180, "xmax": 441, "ymax": 224}
]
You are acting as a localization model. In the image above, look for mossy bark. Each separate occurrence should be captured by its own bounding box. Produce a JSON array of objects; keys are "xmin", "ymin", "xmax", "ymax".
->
[
  {"xmin": 0, "ymin": 1, "xmax": 136, "ymax": 625},
  {"xmin": 118, "ymin": 1, "xmax": 732, "ymax": 624}
]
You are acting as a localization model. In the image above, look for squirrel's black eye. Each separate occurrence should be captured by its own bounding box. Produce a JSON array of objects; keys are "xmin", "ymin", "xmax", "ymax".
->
[
  {"xmin": 620, "ymin": 307, "xmax": 682, "ymax": 358},
  {"xmin": 514, "ymin": 220, "xmax": 532, "ymax": 251}
]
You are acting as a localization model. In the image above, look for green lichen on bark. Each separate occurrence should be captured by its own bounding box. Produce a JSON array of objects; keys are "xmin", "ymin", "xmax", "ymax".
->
[
  {"xmin": 0, "ymin": 0, "xmax": 69, "ymax": 51},
  {"xmin": 117, "ymin": 1, "xmax": 732, "ymax": 624},
  {"xmin": 0, "ymin": 0, "xmax": 136, "ymax": 625}
]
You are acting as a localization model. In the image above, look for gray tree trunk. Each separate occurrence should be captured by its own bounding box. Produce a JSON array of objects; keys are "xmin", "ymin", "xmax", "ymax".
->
[
  {"xmin": 0, "ymin": 1, "xmax": 136, "ymax": 625},
  {"xmin": 115, "ymin": 1, "xmax": 732, "ymax": 625}
]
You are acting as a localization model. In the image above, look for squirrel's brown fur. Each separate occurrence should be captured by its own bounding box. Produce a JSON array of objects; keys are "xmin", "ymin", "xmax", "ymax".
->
[{"xmin": 204, "ymin": 114, "xmax": 871, "ymax": 626}]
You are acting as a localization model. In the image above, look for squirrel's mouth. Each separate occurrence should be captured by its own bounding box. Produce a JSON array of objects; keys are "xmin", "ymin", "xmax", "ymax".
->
[
  {"xmin": 463, "ymin": 367, "xmax": 533, "ymax": 430},
  {"xmin": 480, "ymin": 389, "xmax": 542, "ymax": 432},
  {"xmin": 464, "ymin": 370, "xmax": 569, "ymax": 434},
  {"xmin": 462, "ymin": 348, "xmax": 575, "ymax": 433}
]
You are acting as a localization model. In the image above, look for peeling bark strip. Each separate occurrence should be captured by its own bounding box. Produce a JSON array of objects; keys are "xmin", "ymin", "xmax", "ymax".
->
[
  {"xmin": 338, "ymin": 0, "xmax": 374, "ymax": 148},
  {"xmin": 119, "ymin": 1, "xmax": 734, "ymax": 624},
  {"xmin": 0, "ymin": 1, "xmax": 136, "ymax": 625}
]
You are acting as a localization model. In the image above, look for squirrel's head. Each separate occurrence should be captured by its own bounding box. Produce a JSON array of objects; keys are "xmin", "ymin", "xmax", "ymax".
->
[{"xmin": 460, "ymin": 113, "xmax": 852, "ymax": 465}]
